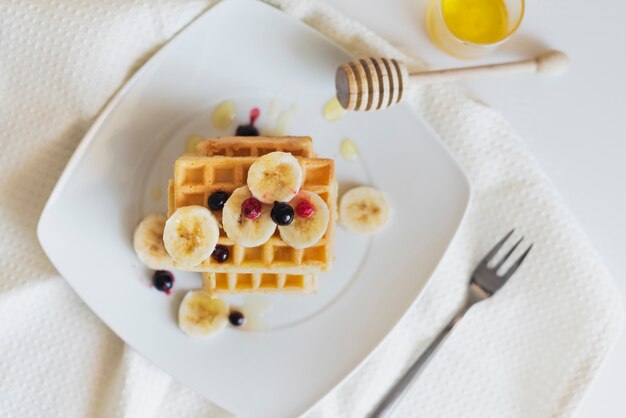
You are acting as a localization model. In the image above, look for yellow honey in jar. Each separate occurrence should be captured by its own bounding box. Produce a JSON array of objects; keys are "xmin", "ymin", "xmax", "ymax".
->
[
  {"xmin": 427, "ymin": 0, "xmax": 522, "ymax": 59},
  {"xmin": 441, "ymin": 0, "xmax": 508, "ymax": 44}
]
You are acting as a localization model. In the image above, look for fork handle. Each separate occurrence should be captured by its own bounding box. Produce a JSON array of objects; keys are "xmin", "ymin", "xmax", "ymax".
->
[{"xmin": 367, "ymin": 305, "xmax": 471, "ymax": 418}]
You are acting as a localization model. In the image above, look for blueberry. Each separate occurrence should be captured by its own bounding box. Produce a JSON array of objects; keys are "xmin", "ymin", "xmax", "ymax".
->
[
  {"xmin": 208, "ymin": 191, "xmax": 229, "ymax": 211},
  {"xmin": 152, "ymin": 270, "xmax": 174, "ymax": 293},
  {"xmin": 229, "ymin": 310, "xmax": 245, "ymax": 326},
  {"xmin": 212, "ymin": 245, "xmax": 229, "ymax": 263},
  {"xmin": 271, "ymin": 202, "xmax": 294, "ymax": 226},
  {"xmin": 235, "ymin": 124, "xmax": 259, "ymax": 136}
]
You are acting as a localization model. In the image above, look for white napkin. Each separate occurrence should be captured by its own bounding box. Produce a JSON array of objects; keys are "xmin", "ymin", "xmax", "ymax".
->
[{"xmin": 0, "ymin": 1, "xmax": 622, "ymax": 417}]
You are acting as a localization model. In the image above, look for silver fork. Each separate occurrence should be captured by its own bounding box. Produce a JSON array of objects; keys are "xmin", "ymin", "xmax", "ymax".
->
[{"xmin": 368, "ymin": 230, "xmax": 533, "ymax": 418}]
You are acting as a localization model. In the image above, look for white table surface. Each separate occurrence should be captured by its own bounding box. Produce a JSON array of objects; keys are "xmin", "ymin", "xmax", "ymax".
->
[{"xmin": 331, "ymin": 0, "xmax": 626, "ymax": 416}]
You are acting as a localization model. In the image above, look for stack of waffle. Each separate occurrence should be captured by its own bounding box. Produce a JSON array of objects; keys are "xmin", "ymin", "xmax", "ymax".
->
[{"xmin": 167, "ymin": 136, "xmax": 337, "ymax": 293}]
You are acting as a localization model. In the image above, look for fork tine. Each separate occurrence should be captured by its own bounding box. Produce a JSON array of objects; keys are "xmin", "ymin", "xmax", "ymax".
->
[
  {"xmin": 479, "ymin": 229, "xmax": 515, "ymax": 266},
  {"xmin": 494, "ymin": 237, "xmax": 524, "ymax": 271},
  {"xmin": 502, "ymin": 244, "xmax": 533, "ymax": 280}
]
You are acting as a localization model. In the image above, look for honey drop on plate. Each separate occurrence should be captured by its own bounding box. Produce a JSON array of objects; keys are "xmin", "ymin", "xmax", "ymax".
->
[
  {"xmin": 323, "ymin": 97, "xmax": 346, "ymax": 122},
  {"xmin": 150, "ymin": 186, "xmax": 162, "ymax": 201},
  {"xmin": 242, "ymin": 295, "xmax": 273, "ymax": 332},
  {"xmin": 211, "ymin": 100, "xmax": 236, "ymax": 130},
  {"xmin": 341, "ymin": 139, "xmax": 358, "ymax": 161},
  {"xmin": 185, "ymin": 134, "xmax": 203, "ymax": 153}
]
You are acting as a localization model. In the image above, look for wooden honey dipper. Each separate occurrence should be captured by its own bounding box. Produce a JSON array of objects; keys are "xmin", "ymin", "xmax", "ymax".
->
[{"xmin": 335, "ymin": 50, "xmax": 569, "ymax": 111}]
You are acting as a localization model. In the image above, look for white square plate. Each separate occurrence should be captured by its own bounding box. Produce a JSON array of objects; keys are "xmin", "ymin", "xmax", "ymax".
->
[{"xmin": 37, "ymin": 0, "xmax": 470, "ymax": 416}]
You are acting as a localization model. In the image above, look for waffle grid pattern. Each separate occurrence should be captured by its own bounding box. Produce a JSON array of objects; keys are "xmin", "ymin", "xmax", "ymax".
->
[
  {"xmin": 196, "ymin": 136, "xmax": 314, "ymax": 157},
  {"xmin": 202, "ymin": 271, "xmax": 316, "ymax": 293}
]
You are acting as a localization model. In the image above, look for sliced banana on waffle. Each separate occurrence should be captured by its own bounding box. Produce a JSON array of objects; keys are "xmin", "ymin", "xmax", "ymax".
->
[
  {"xmin": 133, "ymin": 214, "xmax": 174, "ymax": 270},
  {"xmin": 247, "ymin": 151, "xmax": 302, "ymax": 203},
  {"xmin": 279, "ymin": 191, "xmax": 330, "ymax": 249},
  {"xmin": 222, "ymin": 186, "xmax": 276, "ymax": 247},
  {"xmin": 178, "ymin": 290, "xmax": 229, "ymax": 338},
  {"xmin": 163, "ymin": 206, "xmax": 219, "ymax": 267},
  {"xmin": 339, "ymin": 186, "xmax": 390, "ymax": 234}
]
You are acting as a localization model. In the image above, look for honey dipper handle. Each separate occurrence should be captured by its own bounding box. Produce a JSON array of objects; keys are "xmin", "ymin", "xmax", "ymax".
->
[{"xmin": 408, "ymin": 50, "xmax": 569, "ymax": 85}]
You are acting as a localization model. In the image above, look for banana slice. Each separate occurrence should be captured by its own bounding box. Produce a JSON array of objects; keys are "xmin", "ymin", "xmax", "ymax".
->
[
  {"xmin": 163, "ymin": 206, "xmax": 219, "ymax": 267},
  {"xmin": 339, "ymin": 186, "xmax": 390, "ymax": 234},
  {"xmin": 222, "ymin": 186, "xmax": 276, "ymax": 247},
  {"xmin": 278, "ymin": 191, "xmax": 330, "ymax": 249},
  {"xmin": 178, "ymin": 290, "xmax": 229, "ymax": 338},
  {"xmin": 133, "ymin": 214, "xmax": 173, "ymax": 270},
  {"xmin": 247, "ymin": 151, "xmax": 302, "ymax": 203}
]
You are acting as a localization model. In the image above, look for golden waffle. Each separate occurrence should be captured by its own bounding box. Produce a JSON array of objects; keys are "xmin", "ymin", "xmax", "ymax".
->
[
  {"xmin": 169, "ymin": 155, "xmax": 336, "ymax": 274},
  {"xmin": 169, "ymin": 136, "xmax": 314, "ymax": 216},
  {"xmin": 196, "ymin": 136, "xmax": 314, "ymax": 157},
  {"xmin": 202, "ymin": 272, "xmax": 316, "ymax": 293},
  {"xmin": 168, "ymin": 136, "xmax": 333, "ymax": 293}
]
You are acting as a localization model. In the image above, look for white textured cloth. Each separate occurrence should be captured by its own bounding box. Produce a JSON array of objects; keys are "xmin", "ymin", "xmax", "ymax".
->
[{"xmin": 0, "ymin": 1, "xmax": 623, "ymax": 417}]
